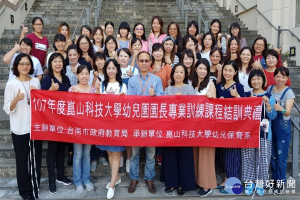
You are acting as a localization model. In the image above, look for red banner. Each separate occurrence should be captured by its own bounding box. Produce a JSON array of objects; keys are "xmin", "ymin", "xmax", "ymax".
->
[{"xmin": 30, "ymin": 90, "xmax": 262, "ymax": 148}]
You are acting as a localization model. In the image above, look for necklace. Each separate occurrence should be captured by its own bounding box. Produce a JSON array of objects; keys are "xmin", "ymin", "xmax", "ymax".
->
[
  {"xmin": 19, "ymin": 78, "xmax": 30, "ymax": 105},
  {"xmin": 138, "ymin": 75, "xmax": 151, "ymax": 95}
]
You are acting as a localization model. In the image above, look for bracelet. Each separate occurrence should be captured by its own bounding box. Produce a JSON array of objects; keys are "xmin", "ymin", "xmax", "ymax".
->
[{"xmin": 281, "ymin": 109, "xmax": 286, "ymax": 114}]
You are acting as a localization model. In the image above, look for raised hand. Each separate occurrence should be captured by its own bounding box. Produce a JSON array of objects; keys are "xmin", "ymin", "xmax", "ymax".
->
[
  {"xmin": 15, "ymin": 89, "xmax": 24, "ymax": 101},
  {"xmin": 50, "ymin": 79, "xmax": 59, "ymax": 91},
  {"xmin": 148, "ymin": 85, "xmax": 155, "ymax": 96},
  {"xmin": 273, "ymin": 100, "xmax": 283, "ymax": 111},
  {"xmin": 21, "ymin": 24, "xmax": 28, "ymax": 35},
  {"xmin": 230, "ymin": 85, "xmax": 239, "ymax": 97}
]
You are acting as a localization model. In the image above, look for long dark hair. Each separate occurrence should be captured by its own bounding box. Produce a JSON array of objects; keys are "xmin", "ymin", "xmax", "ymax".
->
[
  {"xmin": 170, "ymin": 63, "xmax": 189, "ymax": 86},
  {"xmin": 163, "ymin": 36, "xmax": 175, "ymax": 63},
  {"xmin": 151, "ymin": 43, "xmax": 165, "ymax": 67},
  {"xmin": 167, "ymin": 21, "xmax": 182, "ymax": 39},
  {"xmin": 32, "ymin": 17, "xmax": 44, "ymax": 32},
  {"xmin": 237, "ymin": 47, "xmax": 254, "ymax": 74},
  {"xmin": 221, "ymin": 60, "xmax": 239, "ymax": 85},
  {"xmin": 132, "ymin": 23, "xmax": 147, "ymax": 41},
  {"xmin": 47, "ymin": 53, "xmax": 66, "ymax": 76},
  {"xmin": 187, "ymin": 20, "xmax": 199, "ymax": 37},
  {"xmin": 181, "ymin": 49, "xmax": 195, "ymax": 80},
  {"xmin": 92, "ymin": 27, "xmax": 104, "ymax": 47},
  {"xmin": 102, "ymin": 59, "xmax": 122, "ymax": 89},
  {"xmin": 201, "ymin": 32, "xmax": 215, "ymax": 52},
  {"xmin": 229, "ymin": 22, "xmax": 241, "ymax": 39},
  {"xmin": 225, "ymin": 36, "xmax": 240, "ymax": 61},
  {"xmin": 151, "ymin": 16, "xmax": 164, "ymax": 35},
  {"xmin": 104, "ymin": 36, "xmax": 117, "ymax": 58},
  {"xmin": 252, "ymin": 36, "xmax": 268, "ymax": 56},
  {"xmin": 192, "ymin": 58, "xmax": 210, "ymax": 92},
  {"xmin": 181, "ymin": 34, "xmax": 197, "ymax": 51},
  {"xmin": 76, "ymin": 35, "xmax": 94, "ymax": 58},
  {"xmin": 209, "ymin": 19, "xmax": 222, "ymax": 42},
  {"xmin": 93, "ymin": 52, "xmax": 106, "ymax": 71}
]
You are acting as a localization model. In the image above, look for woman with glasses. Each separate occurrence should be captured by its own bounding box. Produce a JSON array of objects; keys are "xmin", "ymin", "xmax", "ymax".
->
[
  {"xmin": 77, "ymin": 35, "xmax": 94, "ymax": 71},
  {"xmin": 132, "ymin": 23, "xmax": 149, "ymax": 52},
  {"xmin": 20, "ymin": 17, "xmax": 49, "ymax": 68},
  {"xmin": 252, "ymin": 37, "xmax": 282, "ymax": 69},
  {"xmin": 4, "ymin": 53, "xmax": 42, "ymax": 200}
]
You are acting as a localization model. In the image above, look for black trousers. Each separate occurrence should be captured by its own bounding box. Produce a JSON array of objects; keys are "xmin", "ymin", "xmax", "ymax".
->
[
  {"xmin": 46, "ymin": 141, "xmax": 66, "ymax": 183},
  {"xmin": 12, "ymin": 133, "xmax": 42, "ymax": 199},
  {"xmin": 160, "ymin": 147, "xmax": 196, "ymax": 191}
]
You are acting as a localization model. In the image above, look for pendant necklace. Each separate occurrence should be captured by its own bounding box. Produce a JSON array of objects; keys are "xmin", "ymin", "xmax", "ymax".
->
[{"xmin": 20, "ymin": 78, "xmax": 30, "ymax": 105}]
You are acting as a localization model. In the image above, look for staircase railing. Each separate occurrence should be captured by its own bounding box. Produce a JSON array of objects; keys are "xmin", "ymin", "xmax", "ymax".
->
[
  {"xmin": 236, "ymin": 0, "xmax": 300, "ymax": 48},
  {"xmin": 291, "ymin": 102, "xmax": 300, "ymax": 178},
  {"xmin": 71, "ymin": 0, "xmax": 103, "ymax": 40},
  {"xmin": 176, "ymin": 0, "xmax": 210, "ymax": 34}
]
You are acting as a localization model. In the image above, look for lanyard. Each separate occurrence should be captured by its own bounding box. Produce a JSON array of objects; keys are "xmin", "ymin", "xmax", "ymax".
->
[{"xmin": 138, "ymin": 75, "xmax": 151, "ymax": 95}]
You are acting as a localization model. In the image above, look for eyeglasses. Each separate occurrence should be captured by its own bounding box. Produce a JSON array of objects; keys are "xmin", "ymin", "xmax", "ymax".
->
[
  {"xmin": 107, "ymin": 42, "xmax": 115, "ymax": 45},
  {"xmin": 18, "ymin": 62, "xmax": 31, "ymax": 66},
  {"xmin": 34, "ymin": 23, "xmax": 43, "ymax": 26},
  {"xmin": 138, "ymin": 59, "xmax": 150, "ymax": 63},
  {"xmin": 255, "ymin": 43, "xmax": 264, "ymax": 47},
  {"xmin": 169, "ymin": 28, "xmax": 177, "ymax": 31},
  {"xmin": 80, "ymin": 42, "xmax": 89, "ymax": 46},
  {"xmin": 135, "ymin": 28, "xmax": 143, "ymax": 31}
]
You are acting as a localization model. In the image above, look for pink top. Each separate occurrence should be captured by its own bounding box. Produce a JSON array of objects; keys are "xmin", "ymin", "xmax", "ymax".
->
[
  {"xmin": 68, "ymin": 85, "xmax": 97, "ymax": 93},
  {"xmin": 141, "ymin": 40, "xmax": 149, "ymax": 52},
  {"xmin": 148, "ymin": 33, "xmax": 167, "ymax": 53}
]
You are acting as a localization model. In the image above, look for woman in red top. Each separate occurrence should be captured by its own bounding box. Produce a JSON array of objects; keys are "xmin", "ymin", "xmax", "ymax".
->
[
  {"xmin": 20, "ymin": 17, "xmax": 49, "ymax": 67},
  {"xmin": 263, "ymin": 49, "xmax": 290, "ymax": 90},
  {"xmin": 252, "ymin": 37, "xmax": 282, "ymax": 69}
]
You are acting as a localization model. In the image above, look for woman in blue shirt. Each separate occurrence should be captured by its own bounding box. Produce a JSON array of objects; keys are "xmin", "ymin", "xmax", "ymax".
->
[{"xmin": 216, "ymin": 60, "xmax": 245, "ymax": 193}]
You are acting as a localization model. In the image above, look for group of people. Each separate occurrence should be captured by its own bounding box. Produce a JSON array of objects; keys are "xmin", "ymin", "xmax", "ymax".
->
[{"xmin": 3, "ymin": 15, "xmax": 295, "ymax": 200}]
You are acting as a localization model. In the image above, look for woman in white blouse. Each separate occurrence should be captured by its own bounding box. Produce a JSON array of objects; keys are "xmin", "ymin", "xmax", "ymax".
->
[{"xmin": 3, "ymin": 53, "xmax": 42, "ymax": 200}]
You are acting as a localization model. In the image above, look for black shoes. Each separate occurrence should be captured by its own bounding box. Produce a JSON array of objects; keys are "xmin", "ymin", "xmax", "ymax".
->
[{"xmin": 56, "ymin": 176, "xmax": 72, "ymax": 185}]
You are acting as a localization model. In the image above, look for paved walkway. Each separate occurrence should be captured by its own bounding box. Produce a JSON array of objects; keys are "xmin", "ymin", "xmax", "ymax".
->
[{"xmin": 1, "ymin": 173, "xmax": 300, "ymax": 200}]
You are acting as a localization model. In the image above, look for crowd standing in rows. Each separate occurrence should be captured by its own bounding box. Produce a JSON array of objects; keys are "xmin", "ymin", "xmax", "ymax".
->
[{"xmin": 3, "ymin": 15, "xmax": 295, "ymax": 200}]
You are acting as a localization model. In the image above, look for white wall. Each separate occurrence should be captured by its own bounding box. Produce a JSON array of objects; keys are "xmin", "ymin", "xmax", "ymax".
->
[
  {"xmin": 219, "ymin": 0, "xmax": 300, "ymax": 65},
  {"xmin": 0, "ymin": 0, "xmax": 35, "ymax": 38}
]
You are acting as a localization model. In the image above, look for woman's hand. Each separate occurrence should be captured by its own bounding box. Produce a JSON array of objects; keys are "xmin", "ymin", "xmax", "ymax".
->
[
  {"xmin": 49, "ymin": 79, "xmax": 59, "ymax": 91},
  {"xmin": 230, "ymin": 85, "xmax": 240, "ymax": 97},
  {"xmin": 15, "ymin": 89, "xmax": 24, "ymax": 101}
]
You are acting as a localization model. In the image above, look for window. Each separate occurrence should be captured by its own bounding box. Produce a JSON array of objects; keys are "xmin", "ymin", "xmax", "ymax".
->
[{"xmin": 296, "ymin": 0, "xmax": 300, "ymax": 26}]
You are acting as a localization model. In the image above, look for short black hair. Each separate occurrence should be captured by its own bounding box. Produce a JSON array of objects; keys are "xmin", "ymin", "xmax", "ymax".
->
[
  {"xmin": 117, "ymin": 48, "xmax": 131, "ymax": 57},
  {"xmin": 20, "ymin": 38, "xmax": 33, "ymax": 48},
  {"xmin": 12, "ymin": 53, "xmax": 34, "ymax": 77},
  {"xmin": 264, "ymin": 49, "xmax": 279, "ymax": 60},
  {"xmin": 274, "ymin": 66, "xmax": 289, "ymax": 77},
  {"xmin": 119, "ymin": 22, "xmax": 130, "ymax": 35},
  {"xmin": 53, "ymin": 34, "xmax": 66, "ymax": 51},
  {"xmin": 80, "ymin": 25, "xmax": 92, "ymax": 35},
  {"xmin": 248, "ymin": 69, "xmax": 266, "ymax": 88}
]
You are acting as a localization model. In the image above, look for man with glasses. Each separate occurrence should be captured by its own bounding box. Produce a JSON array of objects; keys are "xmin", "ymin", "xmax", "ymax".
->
[{"xmin": 127, "ymin": 51, "xmax": 163, "ymax": 194}]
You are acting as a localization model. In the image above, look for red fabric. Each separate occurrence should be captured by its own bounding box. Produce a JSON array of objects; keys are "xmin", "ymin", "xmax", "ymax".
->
[
  {"xmin": 263, "ymin": 69, "xmax": 291, "ymax": 90},
  {"xmin": 31, "ymin": 90, "xmax": 262, "ymax": 148},
  {"xmin": 26, "ymin": 33, "xmax": 49, "ymax": 66}
]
